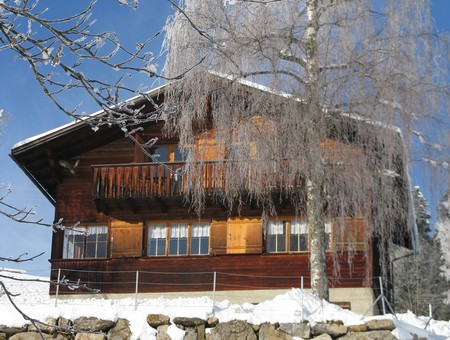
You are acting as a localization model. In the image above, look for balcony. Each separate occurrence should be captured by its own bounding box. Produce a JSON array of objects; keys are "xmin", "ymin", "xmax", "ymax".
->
[
  {"xmin": 93, "ymin": 162, "xmax": 187, "ymax": 200},
  {"xmin": 92, "ymin": 161, "xmax": 305, "ymax": 213}
]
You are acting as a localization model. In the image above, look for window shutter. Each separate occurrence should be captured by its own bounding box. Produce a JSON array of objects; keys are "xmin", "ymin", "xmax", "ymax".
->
[
  {"xmin": 210, "ymin": 220, "xmax": 227, "ymax": 255},
  {"xmin": 111, "ymin": 220, "xmax": 143, "ymax": 258},
  {"xmin": 228, "ymin": 218, "xmax": 262, "ymax": 254},
  {"xmin": 195, "ymin": 130, "xmax": 225, "ymax": 161},
  {"xmin": 332, "ymin": 217, "xmax": 365, "ymax": 251}
]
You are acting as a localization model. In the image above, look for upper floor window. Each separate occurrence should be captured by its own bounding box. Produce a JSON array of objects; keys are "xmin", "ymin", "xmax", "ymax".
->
[
  {"xmin": 150, "ymin": 145, "xmax": 184, "ymax": 163},
  {"xmin": 63, "ymin": 226, "xmax": 108, "ymax": 259}
]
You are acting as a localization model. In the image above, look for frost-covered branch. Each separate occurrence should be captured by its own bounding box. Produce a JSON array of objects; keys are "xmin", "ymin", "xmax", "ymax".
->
[{"xmin": 0, "ymin": 252, "xmax": 44, "ymax": 263}]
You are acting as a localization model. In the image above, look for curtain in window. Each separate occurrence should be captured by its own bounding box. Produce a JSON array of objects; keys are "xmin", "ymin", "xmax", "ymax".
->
[
  {"xmin": 192, "ymin": 223, "xmax": 210, "ymax": 237},
  {"xmin": 149, "ymin": 224, "xmax": 166, "ymax": 238},
  {"xmin": 64, "ymin": 227, "xmax": 87, "ymax": 236},
  {"xmin": 325, "ymin": 222, "xmax": 331, "ymax": 233},
  {"xmin": 87, "ymin": 226, "xmax": 108, "ymax": 235},
  {"xmin": 64, "ymin": 226, "xmax": 107, "ymax": 236},
  {"xmin": 170, "ymin": 224, "xmax": 188, "ymax": 238},
  {"xmin": 290, "ymin": 221, "xmax": 307, "ymax": 235},
  {"xmin": 268, "ymin": 221, "xmax": 284, "ymax": 235}
]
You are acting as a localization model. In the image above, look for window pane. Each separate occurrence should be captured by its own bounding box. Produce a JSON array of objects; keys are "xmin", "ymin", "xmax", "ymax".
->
[
  {"xmin": 290, "ymin": 221, "xmax": 308, "ymax": 252},
  {"xmin": 70, "ymin": 234, "xmax": 84, "ymax": 259},
  {"xmin": 63, "ymin": 226, "xmax": 107, "ymax": 259},
  {"xmin": 191, "ymin": 238, "xmax": 200, "ymax": 255},
  {"xmin": 151, "ymin": 146, "xmax": 169, "ymax": 162},
  {"xmin": 200, "ymin": 237, "xmax": 209, "ymax": 254},
  {"xmin": 169, "ymin": 224, "xmax": 188, "ymax": 256},
  {"xmin": 191, "ymin": 223, "xmax": 209, "ymax": 255},
  {"xmin": 148, "ymin": 224, "xmax": 167, "ymax": 256},
  {"xmin": 174, "ymin": 147, "xmax": 185, "ymax": 161},
  {"xmin": 73, "ymin": 235, "xmax": 84, "ymax": 258},
  {"xmin": 157, "ymin": 239, "xmax": 166, "ymax": 255},
  {"xmin": 325, "ymin": 221, "xmax": 331, "ymax": 251},
  {"xmin": 85, "ymin": 226, "xmax": 108, "ymax": 258},
  {"xmin": 86, "ymin": 234, "xmax": 97, "ymax": 258},
  {"xmin": 267, "ymin": 221, "xmax": 286, "ymax": 253},
  {"xmin": 63, "ymin": 234, "xmax": 74, "ymax": 259}
]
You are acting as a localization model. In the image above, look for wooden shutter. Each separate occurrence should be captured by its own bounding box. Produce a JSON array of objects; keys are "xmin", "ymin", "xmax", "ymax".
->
[
  {"xmin": 228, "ymin": 218, "xmax": 262, "ymax": 254},
  {"xmin": 195, "ymin": 130, "xmax": 225, "ymax": 161},
  {"xmin": 133, "ymin": 133, "xmax": 147, "ymax": 163},
  {"xmin": 210, "ymin": 220, "xmax": 228, "ymax": 255},
  {"xmin": 111, "ymin": 220, "xmax": 143, "ymax": 258},
  {"xmin": 332, "ymin": 217, "xmax": 365, "ymax": 251}
]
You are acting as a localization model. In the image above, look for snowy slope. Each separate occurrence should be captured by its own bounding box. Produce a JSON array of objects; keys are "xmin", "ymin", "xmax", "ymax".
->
[{"xmin": 0, "ymin": 269, "xmax": 449, "ymax": 339}]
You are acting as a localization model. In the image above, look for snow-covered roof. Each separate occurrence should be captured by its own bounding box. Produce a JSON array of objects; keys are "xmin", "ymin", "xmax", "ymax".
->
[{"xmin": 12, "ymin": 83, "xmax": 166, "ymax": 151}]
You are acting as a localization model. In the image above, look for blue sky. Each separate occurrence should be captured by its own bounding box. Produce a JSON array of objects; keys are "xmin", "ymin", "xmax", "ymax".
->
[{"xmin": 0, "ymin": 1, "xmax": 449, "ymax": 274}]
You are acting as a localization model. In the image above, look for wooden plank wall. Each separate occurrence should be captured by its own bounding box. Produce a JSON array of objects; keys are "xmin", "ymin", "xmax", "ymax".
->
[{"xmin": 50, "ymin": 252, "xmax": 369, "ymax": 295}]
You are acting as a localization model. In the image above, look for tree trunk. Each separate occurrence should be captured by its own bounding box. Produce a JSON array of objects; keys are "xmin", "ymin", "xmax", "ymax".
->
[{"xmin": 305, "ymin": 0, "xmax": 329, "ymax": 301}]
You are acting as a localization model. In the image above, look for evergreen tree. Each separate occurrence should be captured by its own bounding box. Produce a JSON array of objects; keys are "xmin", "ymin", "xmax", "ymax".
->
[
  {"xmin": 394, "ymin": 187, "xmax": 450, "ymax": 320},
  {"xmin": 412, "ymin": 186, "xmax": 431, "ymax": 238}
]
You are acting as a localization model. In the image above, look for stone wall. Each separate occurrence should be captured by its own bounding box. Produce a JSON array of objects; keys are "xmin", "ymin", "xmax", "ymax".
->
[{"xmin": 0, "ymin": 314, "xmax": 420, "ymax": 340}]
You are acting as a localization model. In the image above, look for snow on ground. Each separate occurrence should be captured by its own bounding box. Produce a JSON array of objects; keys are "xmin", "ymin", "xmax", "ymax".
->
[{"xmin": 0, "ymin": 269, "xmax": 449, "ymax": 339}]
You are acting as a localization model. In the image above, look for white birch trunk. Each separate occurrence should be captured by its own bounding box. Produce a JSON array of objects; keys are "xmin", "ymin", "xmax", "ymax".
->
[{"xmin": 305, "ymin": 0, "xmax": 328, "ymax": 301}]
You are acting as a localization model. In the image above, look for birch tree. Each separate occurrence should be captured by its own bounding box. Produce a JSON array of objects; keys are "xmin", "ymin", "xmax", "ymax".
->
[
  {"xmin": 163, "ymin": 0, "xmax": 449, "ymax": 299},
  {"xmin": 437, "ymin": 188, "xmax": 450, "ymax": 304}
]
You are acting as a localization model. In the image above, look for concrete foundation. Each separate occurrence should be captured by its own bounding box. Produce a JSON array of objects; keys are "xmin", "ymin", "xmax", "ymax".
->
[{"xmin": 55, "ymin": 287, "xmax": 378, "ymax": 316}]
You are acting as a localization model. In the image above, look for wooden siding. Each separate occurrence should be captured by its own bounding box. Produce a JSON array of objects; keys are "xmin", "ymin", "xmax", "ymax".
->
[{"xmin": 49, "ymin": 252, "xmax": 370, "ymax": 295}]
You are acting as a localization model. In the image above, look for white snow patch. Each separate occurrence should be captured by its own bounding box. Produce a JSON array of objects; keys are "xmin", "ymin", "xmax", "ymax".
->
[{"xmin": 1, "ymin": 271, "xmax": 450, "ymax": 339}]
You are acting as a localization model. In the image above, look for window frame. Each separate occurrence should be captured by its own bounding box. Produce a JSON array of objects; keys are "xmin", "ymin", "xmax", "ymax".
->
[
  {"xmin": 62, "ymin": 225, "xmax": 109, "ymax": 259},
  {"xmin": 145, "ymin": 220, "xmax": 211, "ymax": 257},
  {"xmin": 266, "ymin": 218, "xmax": 331, "ymax": 254}
]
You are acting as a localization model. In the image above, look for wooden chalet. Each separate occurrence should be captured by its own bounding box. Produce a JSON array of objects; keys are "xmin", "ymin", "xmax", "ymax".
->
[{"xmin": 10, "ymin": 77, "xmax": 418, "ymax": 314}]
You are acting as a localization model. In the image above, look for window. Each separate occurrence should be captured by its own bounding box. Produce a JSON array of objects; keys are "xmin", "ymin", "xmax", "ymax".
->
[
  {"xmin": 63, "ymin": 226, "xmax": 108, "ymax": 259},
  {"xmin": 169, "ymin": 223, "xmax": 188, "ymax": 256},
  {"xmin": 324, "ymin": 221, "xmax": 331, "ymax": 251},
  {"xmin": 290, "ymin": 220, "xmax": 308, "ymax": 252},
  {"xmin": 146, "ymin": 221, "xmax": 210, "ymax": 256},
  {"xmin": 151, "ymin": 146, "xmax": 169, "ymax": 162},
  {"xmin": 147, "ymin": 224, "xmax": 167, "ymax": 256},
  {"xmin": 267, "ymin": 221, "xmax": 286, "ymax": 253},
  {"xmin": 150, "ymin": 145, "xmax": 184, "ymax": 163},
  {"xmin": 266, "ymin": 218, "xmax": 331, "ymax": 254},
  {"xmin": 191, "ymin": 222, "xmax": 210, "ymax": 255}
]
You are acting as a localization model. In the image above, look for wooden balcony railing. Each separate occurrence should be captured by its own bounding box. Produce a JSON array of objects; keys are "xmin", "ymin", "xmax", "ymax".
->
[
  {"xmin": 92, "ymin": 161, "xmax": 305, "ymax": 200},
  {"xmin": 92, "ymin": 162, "xmax": 186, "ymax": 199}
]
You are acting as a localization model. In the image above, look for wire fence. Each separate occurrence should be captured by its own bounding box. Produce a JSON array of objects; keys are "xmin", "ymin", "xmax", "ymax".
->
[
  {"xmin": 0, "ymin": 268, "xmax": 442, "ymax": 332},
  {"xmin": 0, "ymin": 267, "xmax": 385, "ymax": 316}
]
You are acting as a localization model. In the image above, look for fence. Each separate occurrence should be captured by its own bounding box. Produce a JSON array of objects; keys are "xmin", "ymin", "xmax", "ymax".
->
[
  {"xmin": 2, "ymin": 268, "xmax": 381, "ymax": 316},
  {"xmin": 1, "ymin": 268, "xmax": 440, "ymax": 332}
]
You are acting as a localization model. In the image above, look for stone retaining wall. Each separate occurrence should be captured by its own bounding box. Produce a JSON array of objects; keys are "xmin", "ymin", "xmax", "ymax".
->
[{"xmin": 0, "ymin": 315, "xmax": 420, "ymax": 339}]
